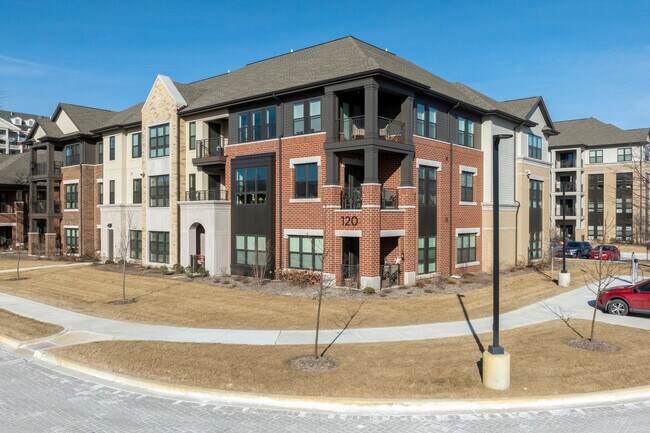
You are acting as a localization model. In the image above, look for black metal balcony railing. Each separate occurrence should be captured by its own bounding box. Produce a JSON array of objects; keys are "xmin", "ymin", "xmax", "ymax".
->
[
  {"xmin": 0, "ymin": 203, "xmax": 13, "ymax": 214},
  {"xmin": 340, "ymin": 264, "xmax": 359, "ymax": 288},
  {"xmin": 336, "ymin": 116, "xmax": 405, "ymax": 143},
  {"xmin": 64, "ymin": 154, "xmax": 80, "ymax": 166},
  {"xmin": 380, "ymin": 188, "xmax": 399, "ymax": 209},
  {"xmin": 341, "ymin": 187, "xmax": 362, "ymax": 210},
  {"xmin": 380, "ymin": 264, "xmax": 401, "ymax": 288},
  {"xmin": 555, "ymin": 159, "xmax": 581, "ymax": 168},
  {"xmin": 31, "ymin": 161, "xmax": 62, "ymax": 176},
  {"xmin": 555, "ymin": 206, "xmax": 579, "ymax": 217},
  {"xmin": 32, "ymin": 200, "xmax": 61, "ymax": 214},
  {"xmin": 555, "ymin": 181, "xmax": 580, "ymax": 192},
  {"xmin": 195, "ymin": 138, "xmax": 225, "ymax": 159},
  {"xmin": 185, "ymin": 189, "xmax": 228, "ymax": 201}
]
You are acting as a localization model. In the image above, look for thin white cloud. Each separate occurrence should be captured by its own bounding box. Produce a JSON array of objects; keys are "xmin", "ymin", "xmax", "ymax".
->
[{"xmin": 0, "ymin": 54, "xmax": 93, "ymax": 78}]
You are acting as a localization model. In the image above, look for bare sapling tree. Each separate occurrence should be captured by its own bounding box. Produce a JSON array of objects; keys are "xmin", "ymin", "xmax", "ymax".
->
[
  {"xmin": 116, "ymin": 211, "xmax": 137, "ymax": 303},
  {"xmin": 252, "ymin": 240, "xmax": 274, "ymax": 285},
  {"xmin": 318, "ymin": 301, "xmax": 364, "ymax": 358},
  {"xmin": 581, "ymin": 216, "xmax": 619, "ymax": 342},
  {"xmin": 15, "ymin": 242, "xmax": 26, "ymax": 280}
]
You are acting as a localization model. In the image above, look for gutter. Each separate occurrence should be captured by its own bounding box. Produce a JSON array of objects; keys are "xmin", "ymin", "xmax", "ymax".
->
[
  {"xmin": 513, "ymin": 122, "xmax": 524, "ymax": 266},
  {"xmin": 176, "ymin": 111, "xmax": 181, "ymax": 264},
  {"xmin": 447, "ymin": 102, "xmax": 460, "ymax": 275},
  {"xmin": 273, "ymin": 94, "xmax": 284, "ymax": 270}
]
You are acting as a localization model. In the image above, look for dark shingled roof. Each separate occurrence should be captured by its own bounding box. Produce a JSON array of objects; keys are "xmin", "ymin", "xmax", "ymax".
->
[
  {"xmin": 0, "ymin": 153, "xmax": 30, "ymax": 185},
  {"xmin": 56, "ymin": 103, "xmax": 115, "ymax": 135},
  {"xmin": 550, "ymin": 117, "xmax": 650, "ymax": 148},
  {"xmin": 498, "ymin": 97, "xmax": 541, "ymax": 120},
  {"xmin": 96, "ymin": 102, "xmax": 144, "ymax": 132},
  {"xmin": 0, "ymin": 109, "xmax": 45, "ymax": 133}
]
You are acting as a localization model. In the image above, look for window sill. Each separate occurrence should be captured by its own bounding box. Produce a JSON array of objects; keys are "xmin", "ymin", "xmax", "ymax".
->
[
  {"xmin": 459, "ymin": 201, "xmax": 477, "ymax": 206},
  {"xmin": 455, "ymin": 261, "xmax": 480, "ymax": 269},
  {"xmin": 289, "ymin": 198, "xmax": 321, "ymax": 203},
  {"xmin": 63, "ymin": 208, "xmax": 78, "ymax": 212}
]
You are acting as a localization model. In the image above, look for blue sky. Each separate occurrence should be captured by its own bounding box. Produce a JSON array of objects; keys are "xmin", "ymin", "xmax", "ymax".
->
[{"xmin": 2, "ymin": 0, "xmax": 649, "ymax": 129}]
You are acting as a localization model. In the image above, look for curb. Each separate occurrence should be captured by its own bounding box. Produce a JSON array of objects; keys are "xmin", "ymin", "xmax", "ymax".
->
[
  {"xmin": 34, "ymin": 349, "xmax": 650, "ymax": 415},
  {"xmin": 0, "ymin": 333, "xmax": 21, "ymax": 349}
]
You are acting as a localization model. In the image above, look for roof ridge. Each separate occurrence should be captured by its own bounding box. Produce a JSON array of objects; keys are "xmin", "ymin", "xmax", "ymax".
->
[
  {"xmin": 500, "ymin": 96, "xmax": 541, "ymax": 103},
  {"xmin": 244, "ymin": 35, "xmax": 356, "ymax": 67},
  {"xmin": 59, "ymin": 102, "xmax": 115, "ymax": 113}
]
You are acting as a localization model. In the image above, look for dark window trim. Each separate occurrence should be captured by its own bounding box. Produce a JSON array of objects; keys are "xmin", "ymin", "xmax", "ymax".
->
[
  {"xmin": 234, "ymin": 167, "xmax": 267, "ymax": 205},
  {"xmin": 109, "ymin": 180, "xmax": 115, "ymax": 204},
  {"xmin": 188, "ymin": 122, "xmax": 196, "ymax": 150},
  {"xmin": 460, "ymin": 171, "xmax": 474, "ymax": 202},
  {"xmin": 65, "ymin": 183, "xmax": 78, "ymax": 209},
  {"xmin": 457, "ymin": 116, "xmax": 475, "ymax": 148},
  {"xmin": 132, "ymin": 132, "xmax": 142, "ymax": 158},
  {"xmin": 149, "ymin": 175, "xmax": 170, "ymax": 207},
  {"xmin": 457, "ymin": 233, "xmax": 477, "ymax": 264},
  {"xmin": 293, "ymin": 99, "xmax": 321, "ymax": 135},
  {"xmin": 129, "ymin": 230, "xmax": 142, "ymax": 259},
  {"xmin": 294, "ymin": 162, "xmax": 318, "ymax": 199},
  {"xmin": 133, "ymin": 178, "xmax": 142, "ymax": 204},
  {"xmin": 528, "ymin": 133, "xmax": 542, "ymax": 160},
  {"xmin": 149, "ymin": 124, "xmax": 170, "ymax": 158},
  {"xmin": 64, "ymin": 227, "xmax": 78, "ymax": 253},
  {"xmin": 238, "ymin": 106, "xmax": 277, "ymax": 143},
  {"xmin": 288, "ymin": 235, "xmax": 323, "ymax": 271},
  {"xmin": 589, "ymin": 150, "xmax": 603, "ymax": 164},
  {"xmin": 415, "ymin": 103, "xmax": 437, "ymax": 139},
  {"xmin": 149, "ymin": 231, "xmax": 169, "ymax": 263},
  {"xmin": 234, "ymin": 234, "xmax": 267, "ymax": 266},
  {"xmin": 109, "ymin": 136, "xmax": 116, "ymax": 161}
]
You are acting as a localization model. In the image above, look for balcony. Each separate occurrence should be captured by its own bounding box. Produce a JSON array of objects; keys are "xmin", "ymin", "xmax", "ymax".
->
[
  {"xmin": 192, "ymin": 138, "xmax": 227, "ymax": 167},
  {"xmin": 184, "ymin": 189, "xmax": 228, "ymax": 201},
  {"xmin": 32, "ymin": 200, "xmax": 61, "ymax": 214},
  {"xmin": 380, "ymin": 188, "xmax": 399, "ymax": 209},
  {"xmin": 555, "ymin": 159, "xmax": 583, "ymax": 169},
  {"xmin": 555, "ymin": 181, "xmax": 582, "ymax": 193},
  {"xmin": 31, "ymin": 161, "xmax": 62, "ymax": 177},
  {"xmin": 64, "ymin": 154, "xmax": 80, "ymax": 166},
  {"xmin": 555, "ymin": 205, "xmax": 582, "ymax": 217},
  {"xmin": 341, "ymin": 187, "xmax": 362, "ymax": 210},
  {"xmin": 336, "ymin": 116, "xmax": 405, "ymax": 143}
]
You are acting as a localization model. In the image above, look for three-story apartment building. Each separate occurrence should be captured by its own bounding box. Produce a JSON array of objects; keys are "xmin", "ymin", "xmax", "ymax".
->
[
  {"xmin": 0, "ymin": 110, "xmax": 42, "ymax": 154},
  {"xmin": 549, "ymin": 117, "xmax": 650, "ymax": 242},
  {"xmin": 81, "ymin": 37, "xmax": 556, "ymax": 289}
]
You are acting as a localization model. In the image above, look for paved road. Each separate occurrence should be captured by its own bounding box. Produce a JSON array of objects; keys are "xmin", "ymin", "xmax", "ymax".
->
[{"xmin": 1, "ymin": 347, "xmax": 649, "ymax": 432}]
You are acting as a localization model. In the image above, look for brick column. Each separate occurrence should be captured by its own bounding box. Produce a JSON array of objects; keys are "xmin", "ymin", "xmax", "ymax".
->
[
  {"xmin": 322, "ymin": 184, "xmax": 341, "ymax": 285},
  {"xmin": 27, "ymin": 232, "xmax": 39, "ymax": 255},
  {"xmin": 398, "ymin": 186, "xmax": 417, "ymax": 285},
  {"xmin": 360, "ymin": 183, "xmax": 380, "ymax": 289},
  {"xmin": 14, "ymin": 201, "xmax": 25, "ymax": 247},
  {"xmin": 44, "ymin": 233, "xmax": 57, "ymax": 256}
]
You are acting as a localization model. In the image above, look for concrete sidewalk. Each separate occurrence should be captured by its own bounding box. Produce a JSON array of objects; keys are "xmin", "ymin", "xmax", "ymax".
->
[
  {"xmin": 0, "ymin": 275, "xmax": 649, "ymax": 350},
  {"xmin": 0, "ymin": 262, "xmax": 92, "ymax": 274}
]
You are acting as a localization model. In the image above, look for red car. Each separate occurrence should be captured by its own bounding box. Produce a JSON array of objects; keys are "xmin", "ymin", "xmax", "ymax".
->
[
  {"xmin": 597, "ymin": 280, "xmax": 650, "ymax": 315},
  {"xmin": 588, "ymin": 245, "xmax": 621, "ymax": 261}
]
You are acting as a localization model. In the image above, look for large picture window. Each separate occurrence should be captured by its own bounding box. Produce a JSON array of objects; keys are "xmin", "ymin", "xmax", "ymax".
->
[
  {"xmin": 238, "ymin": 107, "xmax": 276, "ymax": 143},
  {"xmin": 294, "ymin": 163, "xmax": 318, "ymax": 199},
  {"xmin": 528, "ymin": 134, "xmax": 542, "ymax": 159},
  {"xmin": 129, "ymin": 230, "xmax": 142, "ymax": 259},
  {"xmin": 618, "ymin": 147, "xmax": 632, "ymax": 162},
  {"xmin": 418, "ymin": 236, "xmax": 436, "ymax": 274},
  {"xmin": 415, "ymin": 103, "xmax": 437, "ymax": 138},
  {"xmin": 149, "ymin": 175, "xmax": 170, "ymax": 207},
  {"xmin": 149, "ymin": 124, "xmax": 170, "ymax": 158},
  {"xmin": 235, "ymin": 235, "xmax": 267, "ymax": 266},
  {"xmin": 457, "ymin": 233, "xmax": 477, "ymax": 264},
  {"xmin": 65, "ymin": 183, "xmax": 78, "ymax": 209},
  {"xmin": 149, "ymin": 231, "xmax": 169, "ymax": 263},
  {"xmin": 589, "ymin": 150, "xmax": 603, "ymax": 163},
  {"xmin": 234, "ymin": 167, "xmax": 267, "ymax": 204},
  {"xmin": 64, "ymin": 143, "xmax": 80, "ymax": 166},
  {"xmin": 288, "ymin": 236, "xmax": 323, "ymax": 270}
]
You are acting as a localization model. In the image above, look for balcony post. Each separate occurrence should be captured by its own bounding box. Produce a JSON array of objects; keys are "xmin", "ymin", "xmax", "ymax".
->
[
  {"xmin": 325, "ymin": 151, "xmax": 340, "ymax": 185},
  {"xmin": 364, "ymin": 82, "xmax": 379, "ymax": 140},
  {"xmin": 324, "ymin": 91, "xmax": 337, "ymax": 143},
  {"xmin": 401, "ymin": 95, "xmax": 414, "ymax": 145},
  {"xmin": 400, "ymin": 153, "xmax": 414, "ymax": 187},
  {"xmin": 363, "ymin": 146, "xmax": 379, "ymax": 184}
]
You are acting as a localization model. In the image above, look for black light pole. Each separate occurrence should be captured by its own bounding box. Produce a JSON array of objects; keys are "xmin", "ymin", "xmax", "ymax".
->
[
  {"xmin": 561, "ymin": 181, "xmax": 567, "ymax": 273},
  {"xmin": 488, "ymin": 133, "xmax": 512, "ymax": 356}
]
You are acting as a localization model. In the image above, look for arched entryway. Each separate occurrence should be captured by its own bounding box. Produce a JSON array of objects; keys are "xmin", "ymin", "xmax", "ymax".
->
[{"xmin": 189, "ymin": 223, "xmax": 205, "ymax": 269}]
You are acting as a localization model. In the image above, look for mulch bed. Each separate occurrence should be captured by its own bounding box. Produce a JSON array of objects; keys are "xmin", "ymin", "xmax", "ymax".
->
[
  {"xmin": 288, "ymin": 356, "xmax": 339, "ymax": 372},
  {"xmin": 567, "ymin": 338, "xmax": 619, "ymax": 352}
]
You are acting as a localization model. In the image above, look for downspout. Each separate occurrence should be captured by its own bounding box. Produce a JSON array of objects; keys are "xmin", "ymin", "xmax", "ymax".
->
[
  {"xmin": 176, "ymin": 111, "xmax": 181, "ymax": 264},
  {"xmin": 273, "ymin": 94, "xmax": 283, "ymax": 270},
  {"xmin": 513, "ymin": 122, "xmax": 524, "ymax": 266},
  {"xmin": 447, "ymin": 102, "xmax": 460, "ymax": 276},
  {"xmin": 79, "ymin": 142, "xmax": 83, "ymax": 257}
]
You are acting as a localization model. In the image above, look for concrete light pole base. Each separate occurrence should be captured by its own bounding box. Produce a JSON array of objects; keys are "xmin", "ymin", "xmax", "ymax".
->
[
  {"xmin": 558, "ymin": 271, "xmax": 571, "ymax": 287},
  {"xmin": 482, "ymin": 351, "xmax": 511, "ymax": 390}
]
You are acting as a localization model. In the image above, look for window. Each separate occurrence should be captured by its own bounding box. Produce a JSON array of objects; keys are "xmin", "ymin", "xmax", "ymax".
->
[
  {"xmin": 234, "ymin": 167, "xmax": 267, "ymax": 204},
  {"xmin": 132, "ymin": 133, "xmax": 142, "ymax": 158},
  {"xmin": 589, "ymin": 150, "xmax": 603, "ymax": 163},
  {"xmin": 529, "ymin": 231, "xmax": 542, "ymax": 260},
  {"xmin": 458, "ymin": 117, "xmax": 475, "ymax": 148},
  {"xmin": 133, "ymin": 179, "xmax": 142, "ymax": 204},
  {"xmin": 267, "ymin": 107, "xmax": 276, "ymax": 139},
  {"xmin": 528, "ymin": 134, "xmax": 542, "ymax": 159},
  {"xmin": 109, "ymin": 136, "xmax": 115, "ymax": 160},
  {"xmin": 252, "ymin": 111, "xmax": 262, "ymax": 141},
  {"xmin": 618, "ymin": 147, "xmax": 632, "ymax": 162},
  {"xmin": 238, "ymin": 107, "xmax": 276, "ymax": 143},
  {"xmin": 588, "ymin": 198, "xmax": 604, "ymax": 213},
  {"xmin": 616, "ymin": 198, "xmax": 633, "ymax": 214},
  {"xmin": 149, "ymin": 175, "xmax": 170, "ymax": 207},
  {"xmin": 149, "ymin": 124, "xmax": 170, "ymax": 158},
  {"xmin": 288, "ymin": 236, "xmax": 323, "ymax": 270},
  {"xmin": 235, "ymin": 235, "xmax": 267, "ymax": 266},
  {"xmin": 98, "ymin": 141, "xmax": 103, "ymax": 164},
  {"xmin": 529, "ymin": 179, "xmax": 542, "ymax": 209},
  {"xmin": 418, "ymin": 236, "xmax": 436, "ymax": 274},
  {"xmin": 65, "ymin": 228, "xmax": 78, "ymax": 253},
  {"xmin": 188, "ymin": 174, "xmax": 196, "ymax": 194},
  {"xmin": 109, "ymin": 180, "xmax": 115, "ymax": 204},
  {"xmin": 294, "ymin": 163, "xmax": 318, "ymax": 199},
  {"xmin": 457, "ymin": 233, "xmax": 477, "ymax": 264},
  {"xmin": 98, "ymin": 183, "xmax": 103, "ymax": 205},
  {"xmin": 293, "ymin": 99, "xmax": 321, "ymax": 135},
  {"xmin": 588, "ymin": 174, "xmax": 604, "ymax": 190},
  {"xmin": 129, "ymin": 230, "xmax": 142, "ymax": 259},
  {"xmin": 588, "ymin": 225, "xmax": 604, "ymax": 240},
  {"xmin": 64, "ymin": 144, "xmax": 80, "ymax": 166},
  {"xmin": 188, "ymin": 122, "xmax": 196, "ymax": 151},
  {"xmin": 460, "ymin": 172, "xmax": 474, "ymax": 202},
  {"xmin": 418, "ymin": 166, "xmax": 437, "ymax": 206},
  {"xmin": 149, "ymin": 231, "xmax": 169, "ymax": 263},
  {"xmin": 616, "ymin": 173, "xmax": 633, "ymax": 190},
  {"xmin": 238, "ymin": 113, "xmax": 248, "ymax": 143},
  {"xmin": 65, "ymin": 184, "xmax": 78, "ymax": 209},
  {"xmin": 616, "ymin": 225, "xmax": 633, "ymax": 242},
  {"xmin": 415, "ymin": 103, "xmax": 437, "ymax": 138}
]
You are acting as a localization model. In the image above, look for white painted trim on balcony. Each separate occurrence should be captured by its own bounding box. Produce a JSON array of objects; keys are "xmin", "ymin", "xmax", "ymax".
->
[
  {"xmin": 380, "ymin": 230, "xmax": 405, "ymax": 237},
  {"xmin": 455, "ymin": 227, "xmax": 480, "ymax": 237},
  {"xmin": 335, "ymin": 230, "xmax": 362, "ymax": 237},
  {"xmin": 416, "ymin": 158, "xmax": 442, "ymax": 171},
  {"xmin": 289, "ymin": 198, "xmax": 321, "ymax": 203},
  {"xmin": 62, "ymin": 179, "xmax": 79, "ymax": 185},
  {"xmin": 459, "ymin": 165, "xmax": 477, "ymax": 175},
  {"xmin": 283, "ymin": 229, "xmax": 324, "ymax": 238},
  {"xmin": 289, "ymin": 156, "xmax": 321, "ymax": 167}
]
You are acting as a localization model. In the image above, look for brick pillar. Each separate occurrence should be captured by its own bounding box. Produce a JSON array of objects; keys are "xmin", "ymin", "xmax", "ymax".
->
[
  {"xmin": 360, "ymin": 183, "xmax": 381, "ymax": 289},
  {"xmin": 44, "ymin": 233, "xmax": 58, "ymax": 256},
  {"xmin": 398, "ymin": 186, "xmax": 417, "ymax": 285},
  {"xmin": 322, "ymin": 184, "xmax": 341, "ymax": 285},
  {"xmin": 28, "ymin": 232, "xmax": 39, "ymax": 255},
  {"xmin": 14, "ymin": 201, "xmax": 25, "ymax": 248}
]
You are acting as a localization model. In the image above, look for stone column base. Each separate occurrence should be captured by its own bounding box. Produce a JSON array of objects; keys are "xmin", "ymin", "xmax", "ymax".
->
[
  {"xmin": 27, "ymin": 232, "xmax": 40, "ymax": 256},
  {"xmin": 558, "ymin": 271, "xmax": 571, "ymax": 287},
  {"xmin": 360, "ymin": 275, "xmax": 381, "ymax": 290},
  {"xmin": 482, "ymin": 350, "xmax": 511, "ymax": 390}
]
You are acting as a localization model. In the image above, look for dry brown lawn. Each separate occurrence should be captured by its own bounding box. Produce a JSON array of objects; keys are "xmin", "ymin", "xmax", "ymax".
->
[
  {"xmin": 0, "ymin": 262, "xmax": 625, "ymax": 330},
  {"xmin": 0, "ymin": 258, "xmax": 72, "ymax": 271},
  {"xmin": 617, "ymin": 244, "xmax": 649, "ymax": 254},
  {"xmin": 51, "ymin": 320, "xmax": 650, "ymax": 399},
  {"xmin": 0, "ymin": 308, "xmax": 63, "ymax": 341}
]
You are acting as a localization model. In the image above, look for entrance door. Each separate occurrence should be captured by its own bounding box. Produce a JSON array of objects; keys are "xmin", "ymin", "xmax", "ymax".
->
[
  {"xmin": 342, "ymin": 237, "xmax": 359, "ymax": 286},
  {"xmin": 196, "ymin": 225, "xmax": 205, "ymax": 256},
  {"xmin": 344, "ymin": 164, "xmax": 364, "ymax": 188},
  {"xmin": 108, "ymin": 229, "xmax": 114, "ymax": 260},
  {"xmin": 208, "ymin": 174, "xmax": 221, "ymax": 200},
  {"xmin": 208, "ymin": 123, "xmax": 222, "ymax": 156}
]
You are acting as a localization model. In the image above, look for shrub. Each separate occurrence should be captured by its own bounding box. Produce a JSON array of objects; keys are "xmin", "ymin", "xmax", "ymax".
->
[
  {"xmin": 196, "ymin": 266, "xmax": 209, "ymax": 277},
  {"xmin": 444, "ymin": 277, "xmax": 457, "ymax": 285},
  {"xmin": 415, "ymin": 280, "xmax": 425, "ymax": 288},
  {"xmin": 105, "ymin": 259, "xmax": 115, "ymax": 265},
  {"xmin": 363, "ymin": 287, "xmax": 375, "ymax": 295},
  {"xmin": 159, "ymin": 265, "xmax": 168, "ymax": 274},
  {"xmin": 276, "ymin": 269, "xmax": 321, "ymax": 285},
  {"xmin": 424, "ymin": 288, "xmax": 434, "ymax": 294},
  {"xmin": 184, "ymin": 266, "xmax": 195, "ymax": 278},
  {"xmin": 173, "ymin": 263, "xmax": 184, "ymax": 274}
]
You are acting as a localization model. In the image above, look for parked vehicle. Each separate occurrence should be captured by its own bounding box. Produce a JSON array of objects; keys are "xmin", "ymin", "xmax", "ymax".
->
[
  {"xmin": 597, "ymin": 280, "xmax": 650, "ymax": 316},
  {"xmin": 563, "ymin": 241, "xmax": 592, "ymax": 258},
  {"xmin": 587, "ymin": 245, "xmax": 621, "ymax": 261},
  {"xmin": 550, "ymin": 240, "xmax": 563, "ymax": 257}
]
